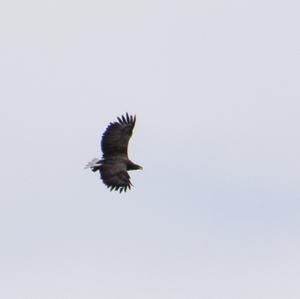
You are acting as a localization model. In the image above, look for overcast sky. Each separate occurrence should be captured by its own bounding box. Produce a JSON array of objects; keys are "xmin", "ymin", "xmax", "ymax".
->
[{"xmin": 1, "ymin": 0, "xmax": 300, "ymax": 298}]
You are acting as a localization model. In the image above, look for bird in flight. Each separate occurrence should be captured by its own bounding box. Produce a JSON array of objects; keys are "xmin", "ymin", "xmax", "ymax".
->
[{"xmin": 85, "ymin": 113, "xmax": 142, "ymax": 193}]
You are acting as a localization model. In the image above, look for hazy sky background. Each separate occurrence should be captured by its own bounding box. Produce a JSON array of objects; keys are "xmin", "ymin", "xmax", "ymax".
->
[{"xmin": 1, "ymin": 0, "xmax": 300, "ymax": 298}]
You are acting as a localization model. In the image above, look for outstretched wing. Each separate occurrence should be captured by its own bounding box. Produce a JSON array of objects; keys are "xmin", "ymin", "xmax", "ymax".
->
[
  {"xmin": 100, "ymin": 161, "xmax": 132, "ymax": 193},
  {"xmin": 101, "ymin": 113, "xmax": 136, "ymax": 158}
]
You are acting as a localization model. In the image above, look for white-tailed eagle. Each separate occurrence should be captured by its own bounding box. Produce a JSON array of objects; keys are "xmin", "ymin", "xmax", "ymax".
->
[{"xmin": 85, "ymin": 113, "xmax": 142, "ymax": 193}]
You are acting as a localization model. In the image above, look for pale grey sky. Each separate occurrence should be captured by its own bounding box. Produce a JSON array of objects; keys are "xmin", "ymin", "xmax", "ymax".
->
[{"xmin": 1, "ymin": 0, "xmax": 300, "ymax": 298}]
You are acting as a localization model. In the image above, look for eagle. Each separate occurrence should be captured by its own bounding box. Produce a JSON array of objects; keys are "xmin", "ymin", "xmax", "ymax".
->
[{"xmin": 85, "ymin": 113, "xmax": 142, "ymax": 193}]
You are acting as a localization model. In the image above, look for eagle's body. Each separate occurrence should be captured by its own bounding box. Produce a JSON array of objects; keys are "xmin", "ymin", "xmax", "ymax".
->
[{"xmin": 85, "ymin": 113, "xmax": 142, "ymax": 193}]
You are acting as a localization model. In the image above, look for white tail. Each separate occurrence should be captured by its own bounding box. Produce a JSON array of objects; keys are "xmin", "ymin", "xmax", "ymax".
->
[{"xmin": 84, "ymin": 158, "xmax": 101, "ymax": 169}]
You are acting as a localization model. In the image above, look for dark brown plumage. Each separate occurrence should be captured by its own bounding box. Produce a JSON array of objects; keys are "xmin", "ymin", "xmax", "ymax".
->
[{"xmin": 85, "ymin": 113, "xmax": 142, "ymax": 193}]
